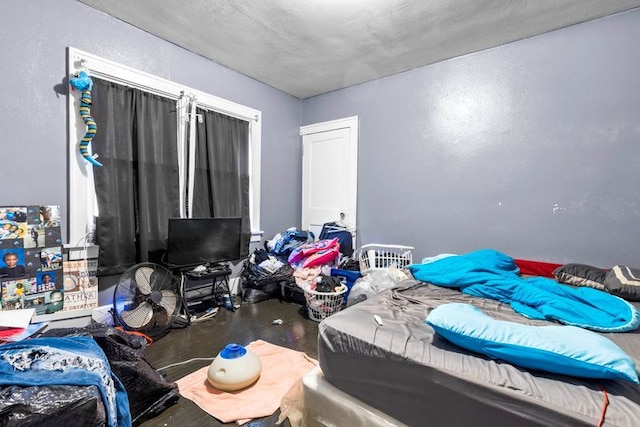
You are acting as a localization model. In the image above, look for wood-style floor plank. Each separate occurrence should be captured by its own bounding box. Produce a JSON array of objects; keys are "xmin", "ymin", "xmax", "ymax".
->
[{"xmin": 140, "ymin": 298, "xmax": 319, "ymax": 426}]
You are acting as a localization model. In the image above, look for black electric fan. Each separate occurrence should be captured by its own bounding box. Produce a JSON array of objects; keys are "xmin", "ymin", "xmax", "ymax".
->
[{"xmin": 112, "ymin": 263, "xmax": 184, "ymax": 336}]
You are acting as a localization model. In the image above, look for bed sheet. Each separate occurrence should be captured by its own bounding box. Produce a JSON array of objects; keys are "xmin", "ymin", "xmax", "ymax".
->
[{"xmin": 318, "ymin": 279, "xmax": 640, "ymax": 427}]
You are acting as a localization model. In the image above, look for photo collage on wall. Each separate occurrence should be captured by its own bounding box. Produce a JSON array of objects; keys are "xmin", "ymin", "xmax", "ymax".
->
[{"xmin": 0, "ymin": 206, "xmax": 64, "ymax": 315}]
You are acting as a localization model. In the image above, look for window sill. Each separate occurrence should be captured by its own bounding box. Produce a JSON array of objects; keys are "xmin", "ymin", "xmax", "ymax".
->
[{"xmin": 64, "ymin": 232, "xmax": 263, "ymax": 257}]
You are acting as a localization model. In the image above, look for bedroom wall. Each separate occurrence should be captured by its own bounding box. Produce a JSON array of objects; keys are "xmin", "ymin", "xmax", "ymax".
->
[
  {"xmin": 0, "ymin": 0, "xmax": 303, "ymax": 249},
  {"xmin": 1, "ymin": 0, "xmax": 305, "ymax": 308},
  {"xmin": 301, "ymin": 8, "xmax": 640, "ymax": 268}
]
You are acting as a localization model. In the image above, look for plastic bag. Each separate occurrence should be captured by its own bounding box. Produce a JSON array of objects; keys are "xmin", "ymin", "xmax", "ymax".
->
[
  {"xmin": 241, "ymin": 259, "xmax": 294, "ymax": 286},
  {"xmin": 0, "ymin": 384, "xmax": 106, "ymax": 427},
  {"xmin": 42, "ymin": 325, "xmax": 180, "ymax": 426},
  {"xmin": 241, "ymin": 252, "xmax": 295, "ymax": 303},
  {"xmin": 346, "ymin": 266, "xmax": 409, "ymax": 307}
]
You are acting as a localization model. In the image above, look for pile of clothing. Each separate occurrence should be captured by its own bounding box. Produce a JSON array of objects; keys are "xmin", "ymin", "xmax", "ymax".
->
[
  {"xmin": 241, "ymin": 226, "xmax": 358, "ymax": 305},
  {"xmin": 240, "ymin": 249, "xmax": 295, "ymax": 303},
  {"xmin": 289, "ymin": 238, "xmax": 345, "ymax": 295},
  {"xmin": 0, "ymin": 325, "xmax": 179, "ymax": 426},
  {"xmin": 288, "ymin": 238, "xmax": 341, "ymax": 269},
  {"xmin": 241, "ymin": 227, "xmax": 316, "ymax": 303},
  {"xmin": 265, "ymin": 228, "xmax": 314, "ymax": 258}
]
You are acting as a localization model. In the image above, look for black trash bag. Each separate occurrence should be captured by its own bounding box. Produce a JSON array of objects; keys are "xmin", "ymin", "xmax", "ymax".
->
[
  {"xmin": 0, "ymin": 384, "xmax": 106, "ymax": 427},
  {"xmin": 242, "ymin": 281, "xmax": 284, "ymax": 304},
  {"xmin": 241, "ymin": 252, "xmax": 294, "ymax": 303},
  {"xmin": 241, "ymin": 258, "xmax": 294, "ymax": 286},
  {"xmin": 41, "ymin": 324, "xmax": 179, "ymax": 426},
  {"xmin": 279, "ymin": 278, "xmax": 306, "ymax": 305}
]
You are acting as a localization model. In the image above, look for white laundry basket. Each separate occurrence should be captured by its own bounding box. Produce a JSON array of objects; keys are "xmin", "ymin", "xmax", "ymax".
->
[
  {"xmin": 304, "ymin": 285, "xmax": 348, "ymax": 322},
  {"xmin": 357, "ymin": 244, "xmax": 414, "ymax": 275}
]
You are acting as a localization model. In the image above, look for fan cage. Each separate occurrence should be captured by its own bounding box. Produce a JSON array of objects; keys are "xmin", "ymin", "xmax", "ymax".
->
[{"xmin": 113, "ymin": 263, "xmax": 182, "ymax": 331}]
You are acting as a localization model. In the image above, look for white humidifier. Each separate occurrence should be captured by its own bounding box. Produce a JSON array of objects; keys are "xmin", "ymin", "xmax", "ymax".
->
[{"xmin": 207, "ymin": 343, "xmax": 262, "ymax": 391}]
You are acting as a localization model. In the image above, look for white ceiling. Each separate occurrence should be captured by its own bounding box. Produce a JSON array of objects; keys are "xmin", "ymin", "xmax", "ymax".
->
[{"xmin": 78, "ymin": 0, "xmax": 640, "ymax": 99}]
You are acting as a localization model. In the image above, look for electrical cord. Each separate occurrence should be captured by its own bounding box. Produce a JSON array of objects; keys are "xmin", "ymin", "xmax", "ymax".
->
[
  {"xmin": 67, "ymin": 230, "xmax": 93, "ymax": 249},
  {"xmin": 78, "ymin": 231, "xmax": 92, "ymax": 304},
  {"xmin": 156, "ymin": 357, "xmax": 215, "ymax": 372},
  {"xmin": 191, "ymin": 307, "xmax": 219, "ymax": 322}
]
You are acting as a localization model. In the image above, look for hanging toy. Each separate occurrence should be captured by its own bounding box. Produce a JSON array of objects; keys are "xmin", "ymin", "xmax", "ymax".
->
[{"xmin": 69, "ymin": 70, "xmax": 102, "ymax": 167}]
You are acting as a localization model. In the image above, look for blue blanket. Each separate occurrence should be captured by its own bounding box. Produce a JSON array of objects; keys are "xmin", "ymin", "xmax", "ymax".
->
[{"xmin": 409, "ymin": 249, "xmax": 640, "ymax": 332}]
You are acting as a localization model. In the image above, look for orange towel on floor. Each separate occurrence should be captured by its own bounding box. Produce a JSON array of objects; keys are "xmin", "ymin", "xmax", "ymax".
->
[{"xmin": 176, "ymin": 339, "xmax": 318, "ymax": 424}]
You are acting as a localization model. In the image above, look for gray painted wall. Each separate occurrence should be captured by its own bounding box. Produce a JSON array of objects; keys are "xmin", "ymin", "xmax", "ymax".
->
[
  {"xmin": 0, "ymin": 0, "xmax": 302, "ymax": 247},
  {"xmin": 1, "ymin": 0, "xmax": 303, "ymax": 305},
  {"xmin": 2, "ymin": 0, "xmax": 639, "ymax": 305},
  {"xmin": 302, "ymin": 9, "xmax": 640, "ymax": 268}
]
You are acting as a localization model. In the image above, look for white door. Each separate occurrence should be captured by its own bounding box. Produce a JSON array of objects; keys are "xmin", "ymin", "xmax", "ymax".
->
[{"xmin": 300, "ymin": 116, "xmax": 358, "ymax": 244}]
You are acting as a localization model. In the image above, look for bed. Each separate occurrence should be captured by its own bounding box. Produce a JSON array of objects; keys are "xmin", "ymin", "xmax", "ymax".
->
[{"xmin": 318, "ymin": 273, "xmax": 640, "ymax": 426}]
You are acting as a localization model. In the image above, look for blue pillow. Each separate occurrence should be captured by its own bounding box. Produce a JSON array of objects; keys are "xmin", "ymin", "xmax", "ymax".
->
[{"xmin": 426, "ymin": 303, "xmax": 639, "ymax": 383}]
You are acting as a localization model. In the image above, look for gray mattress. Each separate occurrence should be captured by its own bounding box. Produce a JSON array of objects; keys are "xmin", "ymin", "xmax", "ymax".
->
[{"xmin": 318, "ymin": 279, "xmax": 640, "ymax": 427}]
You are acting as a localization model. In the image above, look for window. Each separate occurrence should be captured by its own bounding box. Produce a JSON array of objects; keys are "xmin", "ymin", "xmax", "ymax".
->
[{"xmin": 67, "ymin": 47, "xmax": 262, "ymax": 249}]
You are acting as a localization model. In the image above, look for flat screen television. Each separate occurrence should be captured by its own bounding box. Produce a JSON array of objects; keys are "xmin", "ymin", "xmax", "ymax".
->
[{"xmin": 166, "ymin": 217, "xmax": 243, "ymax": 267}]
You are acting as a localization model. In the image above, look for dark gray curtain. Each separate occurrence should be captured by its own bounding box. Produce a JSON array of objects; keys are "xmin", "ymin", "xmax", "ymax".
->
[
  {"xmin": 91, "ymin": 78, "xmax": 180, "ymax": 276},
  {"xmin": 192, "ymin": 108, "xmax": 251, "ymax": 256}
]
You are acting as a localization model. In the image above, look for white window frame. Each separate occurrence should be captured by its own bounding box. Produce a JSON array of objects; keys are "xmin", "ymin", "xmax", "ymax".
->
[{"xmin": 67, "ymin": 47, "xmax": 262, "ymax": 249}]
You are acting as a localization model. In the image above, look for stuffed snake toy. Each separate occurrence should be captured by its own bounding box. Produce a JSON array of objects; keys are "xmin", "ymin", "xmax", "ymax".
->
[{"xmin": 69, "ymin": 70, "xmax": 102, "ymax": 167}]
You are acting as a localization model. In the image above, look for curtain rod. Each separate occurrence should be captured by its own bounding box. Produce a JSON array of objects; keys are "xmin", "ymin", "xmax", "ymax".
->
[
  {"xmin": 71, "ymin": 50, "xmax": 259, "ymax": 124},
  {"xmin": 89, "ymin": 71, "xmax": 181, "ymax": 101},
  {"xmin": 89, "ymin": 73, "xmax": 256, "ymax": 123}
]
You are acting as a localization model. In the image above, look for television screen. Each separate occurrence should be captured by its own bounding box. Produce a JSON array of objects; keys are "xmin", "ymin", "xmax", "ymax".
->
[{"xmin": 167, "ymin": 217, "xmax": 242, "ymax": 267}]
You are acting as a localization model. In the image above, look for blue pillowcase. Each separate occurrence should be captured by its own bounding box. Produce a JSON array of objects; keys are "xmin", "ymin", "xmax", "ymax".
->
[{"xmin": 426, "ymin": 303, "xmax": 639, "ymax": 384}]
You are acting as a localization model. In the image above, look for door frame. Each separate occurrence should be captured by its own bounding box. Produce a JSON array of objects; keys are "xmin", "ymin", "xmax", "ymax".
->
[{"xmin": 299, "ymin": 116, "xmax": 359, "ymax": 238}]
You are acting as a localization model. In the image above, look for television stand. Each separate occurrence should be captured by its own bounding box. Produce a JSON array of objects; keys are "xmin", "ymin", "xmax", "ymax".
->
[{"xmin": 180, "ymin": 263, "xmax": 233, "ymax": 311}]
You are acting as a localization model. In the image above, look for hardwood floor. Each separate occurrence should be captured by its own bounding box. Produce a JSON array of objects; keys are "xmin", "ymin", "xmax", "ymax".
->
[{"xmin": 140, "ymin": 298, "xmax": 320, "ymax": 426}]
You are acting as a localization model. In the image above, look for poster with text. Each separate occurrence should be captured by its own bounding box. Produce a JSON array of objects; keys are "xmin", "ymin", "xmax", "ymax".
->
[
  {"xmin": 0, "ymin": 206, "xmax": 64, "ymax": 315},
  {"xmin": 62, "ymin": 259, "xmax": 98, "ymax": 312}
]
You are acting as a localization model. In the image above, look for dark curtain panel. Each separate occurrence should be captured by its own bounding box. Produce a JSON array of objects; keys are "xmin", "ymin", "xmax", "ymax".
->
[
  {"xmin": 192, "ymin": 108, "xmax": 251, "ymax": 256},
  {"xmin": 91, "ymin": 79, "xmax": 180, "ymax": 276}
]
